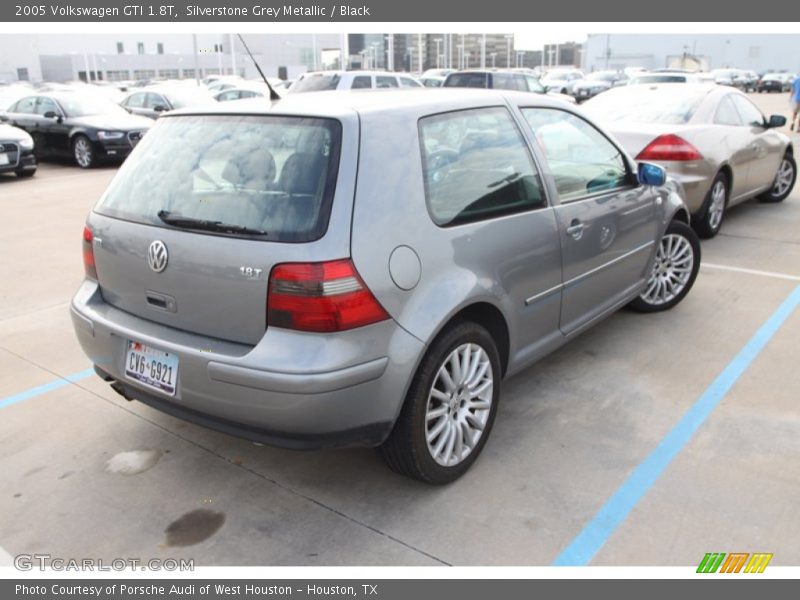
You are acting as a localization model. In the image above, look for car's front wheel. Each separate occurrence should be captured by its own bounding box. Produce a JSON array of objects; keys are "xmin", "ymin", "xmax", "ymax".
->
[
  {"xmin": 379, "ymin": 321, "xmax": 501, "ymax": 484},
  {"xmin": 629, "ymin": 220, "xmax": 701, "ymax": 313},
  {"xmin": 15, "ymin": 169, "xmax": 35, "ymax": 178},
  {"xmin": 72, "ymin": 135, "xmax": 95, "ymax": 168},
  {"xmin": 758, "ymin": 154, "xmax": 796, "ymax": 203}
]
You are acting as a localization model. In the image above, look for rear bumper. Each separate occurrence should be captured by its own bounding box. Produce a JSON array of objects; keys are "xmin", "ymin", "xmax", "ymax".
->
[
  {"xmin": 70, "ymin": 280, "xmax": 424, "ymax": 449},
  {"xmin": 649, "ymin": 162, "xmax": 713, "ymax": 215}
]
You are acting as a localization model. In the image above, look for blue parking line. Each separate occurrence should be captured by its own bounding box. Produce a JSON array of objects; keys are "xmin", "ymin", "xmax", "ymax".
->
[
  {"xmin": 0, "ymin": 367, "xmax": 95, "ymax": 410},
  {"xmin": 553, "ymin": 285, "xmax": 800, "ymax": 566}
]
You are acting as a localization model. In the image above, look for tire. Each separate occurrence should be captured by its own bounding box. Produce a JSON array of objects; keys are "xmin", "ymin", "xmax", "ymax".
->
[
  {"xmin": 629, "ymin": 220, "xmax": 701, "ymax": 313},
  {"xmin": 758, "ymin": 154, "xmax": 796, "ymax": 203},
  {"xmin": 693, "ymin": 172, "xmax": 728, "ymax": 239},
  {"xmin": 72, "ymin": 135, "xmax": 95, "ymax": 168},
  {"xmin": 15, "ymin": 169, "xmax": 35, "ymax": 178},
  {"xmin": 379, "ymin": 321, "xmax": 501, "ymax": 485}
]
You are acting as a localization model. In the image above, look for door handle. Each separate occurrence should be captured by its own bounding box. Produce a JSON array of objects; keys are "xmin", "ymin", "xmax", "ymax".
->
[{"xmin": 566, "ymin": 220, "xmax": 584, "ymax": 240}]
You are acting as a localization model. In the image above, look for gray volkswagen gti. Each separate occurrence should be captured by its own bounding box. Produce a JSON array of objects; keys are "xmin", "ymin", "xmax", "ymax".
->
[{"xmin": 71, "ymin": 89, "xmax": 700, "ymax": 484}]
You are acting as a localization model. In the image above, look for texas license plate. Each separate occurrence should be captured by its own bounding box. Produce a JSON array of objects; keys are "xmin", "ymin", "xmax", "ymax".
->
[
  {"xmin": 125, "ymin": 340, "xmax": 178, "ymax": 396},
  {"xmin": 0, "ymin": 153, "xmax": 9, "ymax": 166}
]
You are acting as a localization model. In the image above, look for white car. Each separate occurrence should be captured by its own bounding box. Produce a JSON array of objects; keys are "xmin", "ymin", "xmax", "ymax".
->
[{"xmin": 289, "ymin": 71, "xmax": 423, "ymax": 94}]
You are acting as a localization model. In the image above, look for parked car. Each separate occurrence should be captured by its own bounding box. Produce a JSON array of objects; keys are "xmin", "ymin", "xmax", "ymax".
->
[
  {"xmin": 443, "ymin": 70, "xmax": 576, "ymax": 102},
  {"xmin": 757, "ymin": 73, "xmax": 791, "ymax": 93},
  {"xmin": 420, "ymin": 75, "xmax": 446, "ymax": 88},
  {"xmin": 289, "ymin": 70, "xmax": 423, "ymax": 94},
  {"xmin": 121, "ymin": 86, "xmax": 215, "ymax": 119},
  {"xmin": 541, "ymin": 68, "xmax": 585, "ymax": 94},
  {"xmin": 0, "ymin": 123, "xmax": 36, "ymax": 177},
  {"xmin": 71, "ymin": 89, "xmax": 699, "ymax": 483},
  {"xmin": 214, "ymin": 85, "xmax": 268, "ymax": 102},
  {"xmin": 628, "ymin": 73, "xmax": 710, "ymax": 85},
  {"xmin": 4, "ymin": 92, "xmax": 152, "ymax": 168},
  {"xmin": 571, "ymin": 70, "xmax": 628, "ymax": 101},
  {"xmin": 583, "ymin": 84, "xmax": 795, "ymax": 238}
]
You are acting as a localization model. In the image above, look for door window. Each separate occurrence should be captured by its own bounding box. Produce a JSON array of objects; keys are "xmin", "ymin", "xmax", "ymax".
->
[
  {"xmin": 351, "ymin": 75, "xmax": 372, "ymax": 89},
  {"xmin": 35, "ymin": 97, "xmax": 60, "ymax": 116},
  {"xmin": 730, "ymin": 94, "xmax": 766, "ymax": 127},
  {"xmin": 419, "ymin": 106, "xmax": 546, "ymax": 226},
  {"xmin": 714, "ymin": 96, "xmax": 743, "ymax": 126},
  {"xmin": 521, "ymin": 108, "xmax": 630, "ymax": 202},
  {"xmin": 124, "ymin": 93, "xmax": 146, "ymax": 108},
  {"xmin": 145, "ymin": 93, "xmax": 167, "ymax": 109},
  {"xmin": 375, "ymin": 76, "xmax": 399, "ymax": 88},
  {"xmin": 13, "ymin": 96, "xmax": 37, "ymax": 114}
]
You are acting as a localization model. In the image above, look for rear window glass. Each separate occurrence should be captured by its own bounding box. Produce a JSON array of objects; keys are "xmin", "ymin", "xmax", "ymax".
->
[
  {"xmin": 290, "ymin": 74, "xmax": 341, "ymax": 93},
  {"xmin": 95, "ymin": 115, "xmax": 342, "ymax": 243},
  {"xmin": 583, "ymin": 88, "xmax": 704, "ymax": 124},
  {"xmin": 444, "ymin": 73, "xmax": 489, "ymax": 88},
  {"xmin": 419, "ymin": 107, "xmax": 546, "ymax": 227}
]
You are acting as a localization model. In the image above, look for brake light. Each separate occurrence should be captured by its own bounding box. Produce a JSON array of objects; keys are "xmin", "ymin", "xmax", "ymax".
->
[
  {"xmin": 82, "ymin": 225, "xmax": 97, "ymax": 280},
  {"xmin": 267, "ymin": 259, "xmax": 390, "ymax": 333},
  {"xmin": 636, "ymin": 134, "xmax": 703, "ymax": 161}
]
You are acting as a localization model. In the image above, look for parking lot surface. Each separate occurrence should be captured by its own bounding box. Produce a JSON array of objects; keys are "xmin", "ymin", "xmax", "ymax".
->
[{"xmin": 1, "ymin": 93, "xmax": 799, "ymax": 566}]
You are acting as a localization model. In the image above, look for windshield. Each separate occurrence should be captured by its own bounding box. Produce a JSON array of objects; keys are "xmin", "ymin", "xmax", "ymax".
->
[
  {"xmin": 54, "ymin": 95, "xmax": 127, "ymax": 117},
  {"xmin": 583, "ymin": 88, "xmax": 705, "ymax": 124},
  {"xmin": 289, "ymin": 74, "xmax": 342, "ymax": 93},
  {"xmin": 628, "ymin": 75, "xmax": 687, "ymax": 85},
  {"xmin": 95, "ymin": 115, "xmax": 342, "ymax": 242}
]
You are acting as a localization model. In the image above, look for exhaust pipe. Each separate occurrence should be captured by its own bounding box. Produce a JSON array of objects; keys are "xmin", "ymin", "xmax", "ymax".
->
[{"xmin": 109, "ymin": 380, "xmax": 134, "ymax": 401}]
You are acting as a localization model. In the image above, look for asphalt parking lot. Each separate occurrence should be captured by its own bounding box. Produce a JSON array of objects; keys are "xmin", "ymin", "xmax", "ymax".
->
[{"xmin": 1, "ymin": 91, "xmax": 799, "ymax": 567}]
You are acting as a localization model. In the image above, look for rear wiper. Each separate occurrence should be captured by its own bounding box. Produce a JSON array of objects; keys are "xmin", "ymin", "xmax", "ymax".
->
[{"xmin": 157, "ymin": 210, "xmax": 268, "ymax": 236}]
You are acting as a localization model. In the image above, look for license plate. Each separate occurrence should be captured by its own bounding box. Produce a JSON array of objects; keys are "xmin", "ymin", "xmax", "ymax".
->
[
  {"xmin": 0, "ymin": 153, "xmax": 9, "ymax": 166},
  {"xmin": 125, "ymin": 340, "xmax": 178, "ymax": 396}
]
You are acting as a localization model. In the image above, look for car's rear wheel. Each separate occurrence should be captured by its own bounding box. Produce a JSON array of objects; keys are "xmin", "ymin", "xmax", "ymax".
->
[
  {"xmin": 629, "ymin": 220, "xmax": 700, "ymax": 313},
  {"xmin": 379, "ymin": 321, "xmax": 501, "ymax": 484},
  {"xmin": 758, "ymin": 154, "xmax": 796, "ymax": 203},
  {"xmin": 694, "ymin": 172, "xmax": 728, "ymax": 239},
  {"xmin": 72, "ymin": 135, "xmax": 95, "ymax": 168}
]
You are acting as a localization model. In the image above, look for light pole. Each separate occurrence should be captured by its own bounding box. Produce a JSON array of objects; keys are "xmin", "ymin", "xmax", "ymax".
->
[
  {"xmin": 505, "ymin": 34, "xmax": 513, "ymax": 68},
  {"xmin": 434, "ymin": 38, "xmax": 442, "ymax": 69},
  {"xmin": 490, "ymin": 52, "xmax": 497, "ymax": 68},
  {"xmin": 229, "ymin": 33, "xmax": 237, "ymax": 76},
  {"xmin": 481, "ymin": 33, "xmax": 486, "ymax": 68}
]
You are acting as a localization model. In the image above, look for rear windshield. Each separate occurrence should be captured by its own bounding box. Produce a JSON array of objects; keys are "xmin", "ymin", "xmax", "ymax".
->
[
  {"xmin": 444, "ymin": 73, "xmax": 489, "ymax": 88},
  {"xmin": 290, "ymin": 74, "xmax": 342, "ymax": 93},
  {"xmin": 95, "ymin": 115, "xmax": 342, "ymax": 243},
  {"xmin": 583, "ymin": 88, "xmax": 705, "ymax": 124}
]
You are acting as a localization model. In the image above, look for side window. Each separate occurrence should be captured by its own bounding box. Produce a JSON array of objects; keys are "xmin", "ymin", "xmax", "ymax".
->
[
  {"xmin": 125, "ymin": 93, "xmax": 145, "ymax": 108},
  {"xmin": 14, "ymin": 96, "xmax": 38, "ymax": 114},
  {"xmin": 35, "ymin": 97, "xmax": 59, "ymax": 116},
  {"xmin": 714, "ymin": 96, "xmax": 743, "ymax": 126},
  {"xmin": 419, "ymin": 107, "xmax": 546, "ymax": 227},
  {"xmin": 400, "ymin": 77, "xmax": 421, "ymax": 88},
  {"xmin": 521, "ymin": 108, "xmax": 630, "ymax": 202},
  {"xmin": 351, "ymin": 75, "xmax": 372, "ymax": 89},
  {"xmin": 492, "ymin": 73, "xmax": 515, "ymax": 90},
  {"xmin": 731, "ymin": 95, "xmax": 766, "ymax": 127},
  {"xmin": 525, "ymin": 76, "xmax": 545, "ymax": 94},
  {"xmin": 218, "ymin": 90, "xmax": 238, "ymax": 101},
  {"xmin": 376, "ymin": 76, "xmax": 398, "ymax": 88},
  {"xmin": 146, "ymin": 93, "xmax": 166, "ymax": 109}
]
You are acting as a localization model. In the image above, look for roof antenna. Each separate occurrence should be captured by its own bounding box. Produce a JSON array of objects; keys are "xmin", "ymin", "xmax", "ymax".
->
[{"xmin": 237, "ymin": 33, "xmax": 280, "ymax": 101}]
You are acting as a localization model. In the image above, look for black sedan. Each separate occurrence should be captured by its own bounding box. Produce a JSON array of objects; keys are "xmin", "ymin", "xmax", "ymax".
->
[
  {"xmin": 120, "ymin": 86, "xmax": 214, "ymax": 119},
  {"xmin": 757, "ymin": 74, "xmax": 787, "ymax": 93},
  {"xmin": 4, "ymin": 92, "xmax": 152, "ymax": 168},
  {"xmin": 0, "ymin": 123, "xmax": 37, "ymax": 178}
]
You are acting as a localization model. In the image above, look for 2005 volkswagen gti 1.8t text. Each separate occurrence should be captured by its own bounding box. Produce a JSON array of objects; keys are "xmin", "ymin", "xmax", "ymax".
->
[{"xmin": 71, "ymin": 89, "xmax": 700, "ymax": 484}]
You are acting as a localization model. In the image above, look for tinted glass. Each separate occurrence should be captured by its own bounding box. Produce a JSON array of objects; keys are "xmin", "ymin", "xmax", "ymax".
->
[
  {"xmin": 400, "ymin": 77, "xmax": 421, "ymax": 88},
  {"xmin": 419, "ymin": 107, "xmax": 546, "ymax": 227},
  {"xmin": 376, "ymin": 76, "xmax": 398, "ymax": 88},
  {"xmin": 13, "ymin": 96, "xmax": 37, "ymax": 114},
  {"xmin": 525, "ymin": 76, "xmax": 545, "ymax": 93},
  {"xmin": 492, "ymin": 73, "xmax": 518, "ymax": 90},
  {"xmin": 629, "ymin": 75, "xmax": 686, "ymax": 84},
  {"xmin": 145, "ymin": 93, "xmax": 166, "ymax": 109},
  {"xmin": 443, "ymin": 72, "xmax": 489, "ymax": 88},
  {"xmin": 125, "ymin": 93, "xmax": 146, "ymax": 108},
  {"xmin": 730, "ymin": 95, "xmax": 765, "ymax": 127},
  {"xmin": 290, "ymin": 73, "xmax": 341, "ymax": 93},
  {"xmin": 35, "ymin": 97, "xmax": 59, "ymax": 116},
  {"xmin": 522, "ymin": 108, "xmax": 629, "ymax": 202},
  {"xmin": 95, "ymin": 115, "xmax": 342, "ymax": 243},
  {"xmin": 714, "ymin": 96, "xmax": 743, "ymax": 126},
  {"xmin": 351, "ymin": 76, "xmax": 371, "ymax": 89}
]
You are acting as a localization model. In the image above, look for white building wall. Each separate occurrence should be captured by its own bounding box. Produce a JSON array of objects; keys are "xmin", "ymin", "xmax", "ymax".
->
[{"xmin": 583, "ymin": 34, "xmax": 800, "ymax": 73}]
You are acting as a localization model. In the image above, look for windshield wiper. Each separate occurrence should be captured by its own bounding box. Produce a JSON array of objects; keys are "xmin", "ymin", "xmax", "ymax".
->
[{"xmin": 157, "ymin": 210, "xmax": 268, "ymax": 236}]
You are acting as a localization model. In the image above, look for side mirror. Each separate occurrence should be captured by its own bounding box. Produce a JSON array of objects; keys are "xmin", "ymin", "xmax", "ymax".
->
[
  {"xmin": 43, "ymin": 111, "xmax": 62, "ymax": 123},
  {"xmin": 638, "ymin": 162, "xmax": 667, "ymax": 187},
  {"xmin": 153, "ymin": 105, "xmax": 167, "ymax": 113},
  {"xmin": 767, "ymin": 114, "xmax": 786, "ymax": 128}
]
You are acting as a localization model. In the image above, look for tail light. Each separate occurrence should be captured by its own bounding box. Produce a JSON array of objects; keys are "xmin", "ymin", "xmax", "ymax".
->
[
  {"xmin": 267, "ymin": 259, "xmax": 389, "ymax": 333},
  {"xmin": 82, "ymin": 225, "xmax": 97, "ymax": 280},
  {"xmin": 636, "ymin": 134, "xmax": 703, "ymax": 161}
]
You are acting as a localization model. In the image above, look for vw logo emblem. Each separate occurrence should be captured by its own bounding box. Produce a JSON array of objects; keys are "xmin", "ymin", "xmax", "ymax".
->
[{"xmin": 147, "ymin": 240, "xmax": 168, "ymax": 273}]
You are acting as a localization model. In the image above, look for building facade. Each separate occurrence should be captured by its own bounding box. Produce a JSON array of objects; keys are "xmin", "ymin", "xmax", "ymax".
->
[{"xmin": 582, "ymin": 34, "xmax": 800, "ymax": 73}]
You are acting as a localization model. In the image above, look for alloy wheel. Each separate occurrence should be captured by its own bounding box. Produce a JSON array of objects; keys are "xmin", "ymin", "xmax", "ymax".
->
[
  {"xmin": 707, "ymin": 180, "xmax": 726, "ymax": 231},
  {"xmin": 74, "ymin": 138, "xmax": 92, "ymax": 168},
  {"xmin": 640, "ymin": 234, "xmax": 695, "ymax": 306},
  {"xmin": 771, "ymin": 158, "xmax": 794, "ymax": 197},
  {"xmin": 425, "ymin": 343, "xmax": 493, "ymax": 467}
]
